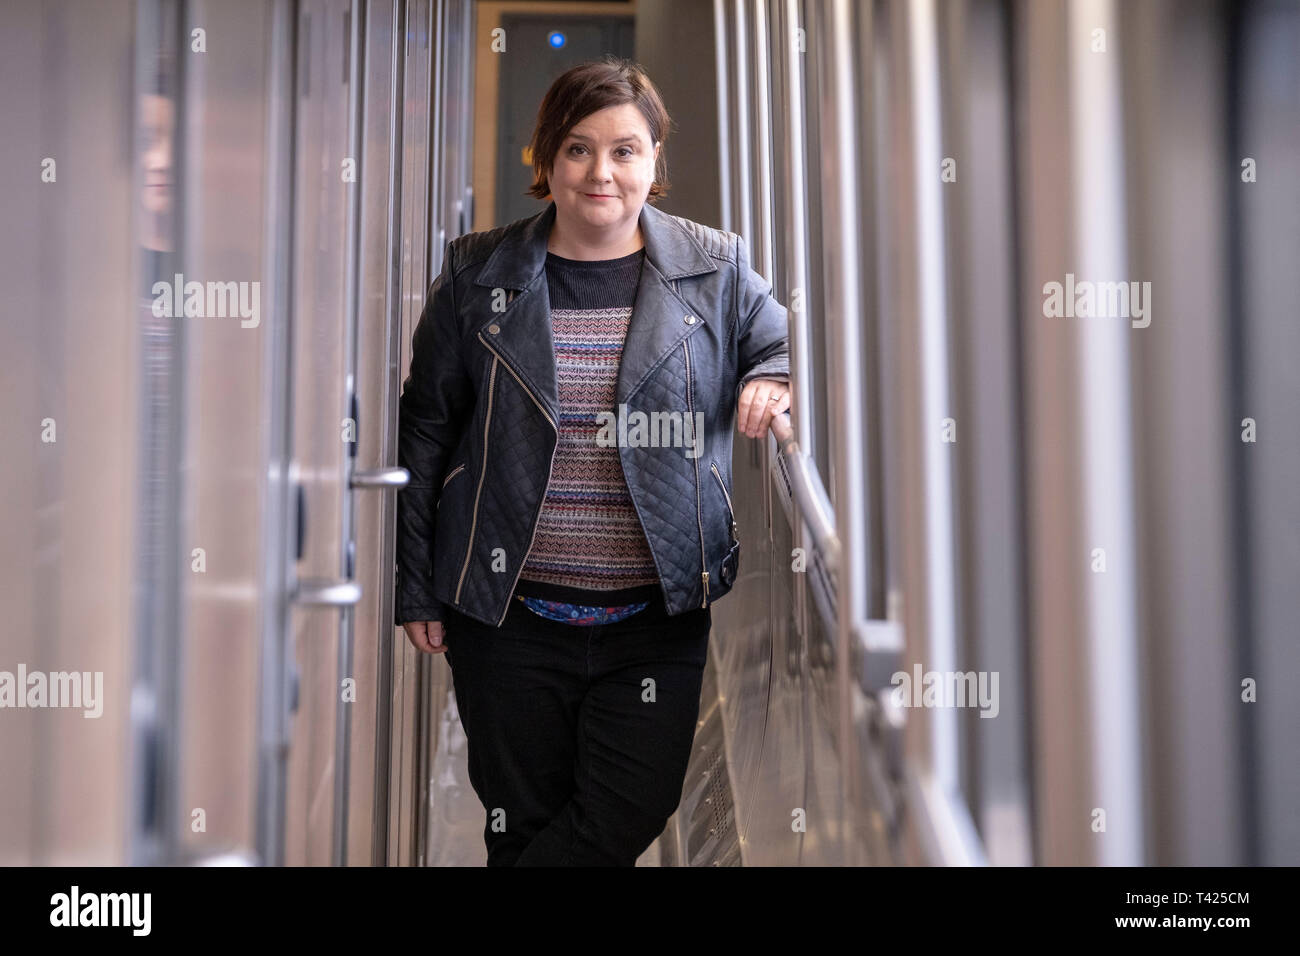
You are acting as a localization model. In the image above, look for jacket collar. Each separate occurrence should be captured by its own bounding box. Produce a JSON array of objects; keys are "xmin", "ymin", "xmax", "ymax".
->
[
  {"xmin": 474, "ymin": 199, "xmax": 717, "ymax": 291},
  {"xmin": 471, "ymin": 200, "xmax": 719, "ymax": 417}
]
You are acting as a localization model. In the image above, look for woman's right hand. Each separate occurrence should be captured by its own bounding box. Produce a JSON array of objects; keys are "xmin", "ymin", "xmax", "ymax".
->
[{"xmin": 403, "ymin": 620, "xmax": 447, "ymax": 655}]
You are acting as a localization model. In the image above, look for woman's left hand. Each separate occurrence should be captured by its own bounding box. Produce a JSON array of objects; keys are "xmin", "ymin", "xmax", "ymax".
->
[{"xmin": 737, "ymin": 378, "xmax": 791, "ymax": 439}]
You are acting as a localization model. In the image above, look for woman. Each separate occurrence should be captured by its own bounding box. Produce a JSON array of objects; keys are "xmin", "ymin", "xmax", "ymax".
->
[{"xmin": 394, "ymin": 57, "xmax": 791, "ymax": 866}]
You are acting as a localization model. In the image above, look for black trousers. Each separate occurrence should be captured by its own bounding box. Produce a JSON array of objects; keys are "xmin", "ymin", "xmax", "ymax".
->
[{"xmin": 441, "ymin": 593, "xmax": 711, "ymax": 866}]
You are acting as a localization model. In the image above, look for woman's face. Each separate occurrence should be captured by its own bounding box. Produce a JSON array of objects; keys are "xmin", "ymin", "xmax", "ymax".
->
[
  {"xmin": 547, "ymin": 103, "xmax": 660, "ymax": 235},
  {"xmin": 139, "ymin": 93, "xmax": 174, "ymax": 218}
]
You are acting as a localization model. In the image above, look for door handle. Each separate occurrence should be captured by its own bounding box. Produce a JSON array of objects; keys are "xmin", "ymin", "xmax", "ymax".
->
[
  {"xmin": 290, "ymin": 481, "xmax": 363, "ymax": 606},
  {"xmin": 350, "ymin": 466, "xmax": 409, "ymax": 489}
]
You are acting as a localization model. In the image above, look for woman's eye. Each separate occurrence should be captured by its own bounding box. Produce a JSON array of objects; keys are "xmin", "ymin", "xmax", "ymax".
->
[{"xmin": 568, "ymin": 145, "xmax": 635, "ymax": 158}]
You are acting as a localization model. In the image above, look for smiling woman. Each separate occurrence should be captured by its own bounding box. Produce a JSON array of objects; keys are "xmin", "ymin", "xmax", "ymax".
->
[
  {"xmin": 527, "ymin": 61, "xmax": 669, "ymax": 261},
  {"xmin": 393, "ymin": 56, "xmax": 792, "ymax": 867}
]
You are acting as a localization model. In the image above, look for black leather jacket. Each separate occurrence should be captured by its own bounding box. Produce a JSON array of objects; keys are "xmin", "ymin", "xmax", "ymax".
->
[{"xmin": 394, "ymin": 200, "xmax": 790, "ymax": 627}]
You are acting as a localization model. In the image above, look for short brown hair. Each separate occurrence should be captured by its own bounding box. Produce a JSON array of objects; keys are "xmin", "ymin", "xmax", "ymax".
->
[{"xmin": 526, "ymin": 56, "xmax": 672, "ymax": 203}]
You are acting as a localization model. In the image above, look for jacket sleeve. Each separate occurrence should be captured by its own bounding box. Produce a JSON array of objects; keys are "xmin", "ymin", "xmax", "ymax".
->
[
  {"xmin": 394, "ymin": 241, "xmax": 474, "ymax": 627},
  {"xmin": 733, "ymin": 233, "xmax": 791, "ymax": 407}
]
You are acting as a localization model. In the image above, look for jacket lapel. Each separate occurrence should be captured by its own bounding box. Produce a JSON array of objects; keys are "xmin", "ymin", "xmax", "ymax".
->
[{"xmin": 471, "ymin": 200, "xmax": 719, "ymax": 419}]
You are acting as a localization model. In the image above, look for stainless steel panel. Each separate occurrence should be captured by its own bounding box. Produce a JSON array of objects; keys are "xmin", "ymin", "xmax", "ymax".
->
[
  {"xmin": 1013, "ymin": 0, "xmax": 1146, "ymax": 866},
  {"xmin": 939, "ymin": 0, "xmax": 1034, "ymax": 867},
  {"xmin": 1234, "ymin": 0, "xmax": 1300, "ymax": 867},
  {"xmin": 350, "ymin": 0, "xmax": 401, "ymax": 869},
  {"xmin": 1013, "ymin": 0, "xmax": 1096, "ymax": 866},
  {"xmin": 386, "ymin": 0, "xmax": 433, "ymax": 867},
  {"xmin": 177, "ymin": 0, "xmax": 282, "ymax": 866},
  {"xmin": 1121, "ymin": 0, "xmax": 1242, "ymax": 865},
  {"xmin": 283, "ymin": 0, "xmax": 355, "ymax": 867},
  {"xmin": 0, "ymin": 0, "xmax": 139, "ymax": 866},
  {"xmin": 256, "ymin": 0, "xmax": 298, "ymax": 869},
  {"xmin": 873, "ymin": 0, "xmax": 984, "ymax": 866}
]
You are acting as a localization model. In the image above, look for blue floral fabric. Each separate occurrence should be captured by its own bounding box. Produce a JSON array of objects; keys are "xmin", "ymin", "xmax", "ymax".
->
[{"xmin": 516, "ymin": 594, "xmax": 649, "ymax": 626}]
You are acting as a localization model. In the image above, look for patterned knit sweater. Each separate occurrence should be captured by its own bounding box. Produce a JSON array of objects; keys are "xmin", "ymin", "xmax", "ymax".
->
[{"xmin": 513, "ymin": 246, "xmax": 662, "ymax": 609}]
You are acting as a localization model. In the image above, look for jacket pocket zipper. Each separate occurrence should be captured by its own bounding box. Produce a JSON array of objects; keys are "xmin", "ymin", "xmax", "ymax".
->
[
  {"xmin": 710, "ymin": 461, "xmax": 738, "ymax": 543},
  {"xmin": 455, "ymin": 356, "xmax": 498, "ymax": 603},
  {"xmin": 683, "ymin": 339, "xmax": 708, "ymax": 607},
  {"xmin": 441, "ymin": 463, "xmax": 466, "ymax": 488}
]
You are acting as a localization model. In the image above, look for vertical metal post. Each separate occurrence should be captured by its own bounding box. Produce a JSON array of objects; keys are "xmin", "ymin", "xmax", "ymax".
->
[
  {"xmin": 332, "ymin": 0, "xmax": 367, "ymax": 868},
  {"xmin": 888, "ymin": 0, "xmax": 985, "ymax": 866},
  {"xmin": 820, "ymin": 0, "xmax": 869, "ymax": 866},
  {"xmin": 128, "ymin": 0, "xmax": 188, "ymax": 869},
  {"xmin": 371, "ymin": 0, "xmax": 407, "ymax": 870},
  {"xmin": 1066, "ymin": 0, "xmax": 1143, "ymax": 865},
  {"xmin": 255, "ymin": 0, "xmax": 299, "ymax": 870}
]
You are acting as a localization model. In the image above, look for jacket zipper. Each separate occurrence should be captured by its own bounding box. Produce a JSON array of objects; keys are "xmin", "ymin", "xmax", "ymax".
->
[
  {"xmin": 478, "ymin": 332, "xmax": 559, "ymax": 625},
  {"xmin": 683, "ymin": 338, "xmax": 709, "ymax": 607},
  {"xmin": 441, "ymin": 463, "xmax": 466, "ymax": 488},
  {"xmin": 455, "ymin": 356, "xmax": 498, "ymax": 603},
  {"xmin": 710, "ymin": 461, "xmax": 738, "ymax": 542}
]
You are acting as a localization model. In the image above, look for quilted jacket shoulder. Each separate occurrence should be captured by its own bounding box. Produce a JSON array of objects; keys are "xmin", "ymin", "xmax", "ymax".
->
[{"xmin": 661, "ymin": 212, "xmax": 739, "ymax": 265}]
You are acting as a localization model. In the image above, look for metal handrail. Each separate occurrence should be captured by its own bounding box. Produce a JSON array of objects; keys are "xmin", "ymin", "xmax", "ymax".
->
[
  {"xmin": 770, "ymin": 416, "xmax": 903, "ymax": 695},
  {"xmin": 769, "ymin": 412, "xmax": 840, "ymax": 575}
]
